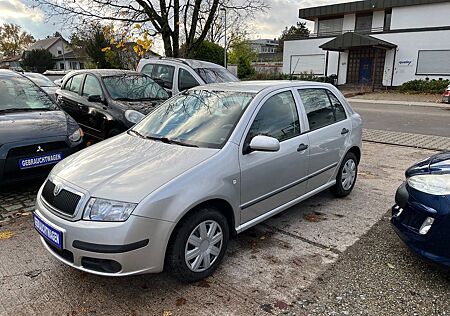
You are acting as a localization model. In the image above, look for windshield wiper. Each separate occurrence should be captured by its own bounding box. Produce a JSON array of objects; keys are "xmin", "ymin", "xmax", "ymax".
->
[
  {"xmin": 0, "ymin": 108, "xmax": 52, "ymax": 113},
  {"xmin": 140, "ymin": 135, "xmax": 198, "ymax": 147},
  {"xmin": 128, "ymin": 130, "xmax": 146, "ymax": 138}
]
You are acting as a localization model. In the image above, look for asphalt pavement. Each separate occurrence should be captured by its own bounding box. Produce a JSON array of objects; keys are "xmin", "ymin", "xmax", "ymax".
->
[{"xmin": 350, "ymin": 101, "xmax": 450, "ymax": 137}]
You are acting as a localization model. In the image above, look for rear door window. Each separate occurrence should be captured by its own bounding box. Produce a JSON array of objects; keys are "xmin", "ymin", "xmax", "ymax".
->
[
  {"xmin": 69, "ymin": 74, "xmax": 83, "ymax": 94},
  {"xmin": 152, "ymin": 64, "xmax": 175, "ymax": 89},
  {"xmin": 82, "ymin": 75, "xmax": 103, "ymax": 97},
  {"xmin": 297, "ymin": 88, "xmax": 347, "ymax": 131}
]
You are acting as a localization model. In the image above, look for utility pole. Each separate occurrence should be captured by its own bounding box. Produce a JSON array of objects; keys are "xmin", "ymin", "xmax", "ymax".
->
[{"xmin": 220, "ymin": 7, "xmax": 227, "ymax": 68}]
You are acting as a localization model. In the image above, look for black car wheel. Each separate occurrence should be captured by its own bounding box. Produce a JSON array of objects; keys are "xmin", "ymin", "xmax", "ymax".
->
[
  {"xmin": 331, "ymin": 152, "xmax": 358, "ymax": 198},
  {"xmin": 166, "ymin": 207, "xmax": 229, "ymax": 282}
]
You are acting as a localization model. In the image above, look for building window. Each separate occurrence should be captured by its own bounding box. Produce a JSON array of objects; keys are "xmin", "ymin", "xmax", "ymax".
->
[
  {"xmin": 57, "ymin": 50, "xmax": 62, "ymax": 55},
  {"xmin": 318, "ymin": 17, "xmax": 343, "ymax": 36},
  {"xmin": 384, "ymin": 9, "xmax": 392, "ymax": 31},
  {"xmin": 416, "ymin": 50, "xmax": 450, "ymax": 75},
  {"xmin": 355, "ymin": 14, "xmax": 373, "ymax": 32},
  {"xmin": 59, "ymin": 62, "xmax": 65, "ymax": 70}
]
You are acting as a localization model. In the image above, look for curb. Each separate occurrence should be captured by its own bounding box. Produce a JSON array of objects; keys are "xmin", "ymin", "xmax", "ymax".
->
[{"xmin": 349, "ymin": 98, "xmax": 448, "ymax": 109}]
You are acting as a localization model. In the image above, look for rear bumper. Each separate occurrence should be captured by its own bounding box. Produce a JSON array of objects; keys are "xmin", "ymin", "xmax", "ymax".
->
[
  {"xmin": 391, "ymin": 182, "xmax": 450, "ymax": 266},
  {"xmin": 0, "ymin": 136, "xmax": 84, "ymax": 186},
  {"xmin": 35, "ymin": 196, "xmax": 176, "ymax": 276}
]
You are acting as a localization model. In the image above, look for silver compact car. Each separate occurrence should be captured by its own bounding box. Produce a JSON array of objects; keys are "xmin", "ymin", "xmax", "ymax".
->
[{"xmin": 34, "ymin": 81, "xmax": 362, "ymax": 281}]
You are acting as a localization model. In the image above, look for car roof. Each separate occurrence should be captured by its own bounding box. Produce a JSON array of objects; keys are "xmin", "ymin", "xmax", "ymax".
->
[
  {"xmin": 191, "ymin": 80, "xmax": 334, "ymax": 94},
  {"xmin": 0, "ymin": 69, "xmax": 26, "ymax": 79},
  {"xmin": 65, "ymin": 69, "xmax": 141, "ymax": 77},
  {"xmin": 141, "ymin": 57, "xmax": 224, "ymax": 69}
]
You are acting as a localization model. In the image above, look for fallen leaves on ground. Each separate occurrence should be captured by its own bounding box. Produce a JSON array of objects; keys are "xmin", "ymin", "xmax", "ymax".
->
[
  {"xmin": 303, "ymin": 213, "xmax": 324, "ymax": 223},
  {"xmin": 196, "ymin": 279, "xmax": 211, "ymax": 288},
  {"xmin": 162, "ymin": 310, "xmax": 172, "ymax": 316},
  {"xmin": 176, "ymin": 298, "xmax": 187, "ymax": 306},
  {"xmin": 0, "ymin": 231, "xmax": 14, "ymax": 240},
  {"xmin": 387, "ymin": 263, "xmax": 395, "ymax": 269},
  {"xmin": 274, "ymin": 300, "xmax": 289, "ymax": 310}
]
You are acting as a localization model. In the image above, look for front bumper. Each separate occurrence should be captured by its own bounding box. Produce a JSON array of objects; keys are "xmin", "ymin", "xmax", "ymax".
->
[
  {"xmin": 35, "ymin": 196, "xmax": 176, "ymax": 276},
  {"xmin": 391, "ymin": 182, "xmax": 450, "ymax": 266}
]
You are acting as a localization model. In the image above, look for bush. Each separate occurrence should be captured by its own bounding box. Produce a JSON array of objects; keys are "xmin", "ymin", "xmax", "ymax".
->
[
  {"xmin": 398, "ymin": 79, "xmax": 450, "ymax": 94},
  {"xmin": 237, "ymin": 57, "xmax": 255, "ymax": 79}
]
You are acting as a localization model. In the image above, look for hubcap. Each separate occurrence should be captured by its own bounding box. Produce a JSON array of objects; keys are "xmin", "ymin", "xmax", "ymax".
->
[
  {"xmin": 341, "ymin": 158, "xmax": 356, "ymax": 190},
  {"xmin": 185, "ymin": 220, "xmax": 223, "ymax": 273}
]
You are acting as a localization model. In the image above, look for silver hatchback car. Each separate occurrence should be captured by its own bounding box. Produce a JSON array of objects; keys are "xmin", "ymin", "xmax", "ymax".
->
[{"xmin": 34, "ymin": 81, "xmax": 362, "ymax": 281}]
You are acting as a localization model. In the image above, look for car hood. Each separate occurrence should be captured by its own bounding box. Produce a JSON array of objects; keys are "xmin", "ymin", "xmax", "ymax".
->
[
  {"xmin": 52, "ymin": 133, "xmax": 218, "ymax": 202},
  {"xmin": 406, "ymin": 152, "xmax": 450, "ymax": 177},
  {"xmin": 116, "ymin": 100, "xmax": 164, "ymax": 115},
  {"xmin": 0, "ymin": 110, "xmax": 69, "ymax": 144}
]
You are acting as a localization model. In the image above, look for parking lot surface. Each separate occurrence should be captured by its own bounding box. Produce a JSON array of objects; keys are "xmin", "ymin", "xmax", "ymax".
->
[{"xmin": 0, "ymin": 142, "xmax": 442, "ymax": 315}]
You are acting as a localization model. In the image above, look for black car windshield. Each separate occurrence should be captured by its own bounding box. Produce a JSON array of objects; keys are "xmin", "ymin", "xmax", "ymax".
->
[
  {"xmin": 194, "ymin": 68, "xmax": 239, "ymax": 84},
  {"xmin": 0, "ymin": 76, "xmax": 56, "ymax": 112},
  {"xmin": 132, "ymin": 90, "xmax": 254, "ymax": 148},
  {"xmin": 24, "ymin": 73, "xmax": 57, "ymax": 87},
  {"xmin": 103, "ymin": 74, "xmax": 169, "ymax": 101}
]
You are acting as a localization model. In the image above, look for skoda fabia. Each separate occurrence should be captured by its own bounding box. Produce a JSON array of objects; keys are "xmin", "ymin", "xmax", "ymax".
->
[{"xmin": 34, "ymin": 81, "xmax": 362, "ymax": 281}]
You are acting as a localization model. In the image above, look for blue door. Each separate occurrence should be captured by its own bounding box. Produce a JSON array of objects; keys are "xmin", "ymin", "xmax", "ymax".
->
[{"xmin": 359, "ymin": 58, "xmax": 373, "ymax": 83}]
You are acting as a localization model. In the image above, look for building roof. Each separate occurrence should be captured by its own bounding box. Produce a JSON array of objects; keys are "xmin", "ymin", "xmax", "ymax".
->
[
  {"xmin": 299, "ymin": 0, "xmax": 450, "ymax": 20},
  {"xmin": 319, "ymin": 32, "xmax": 397, "ymax": 51},
  {"xmin": 26, "ymin": 36, "xmax": 71, "ymax": 52}
]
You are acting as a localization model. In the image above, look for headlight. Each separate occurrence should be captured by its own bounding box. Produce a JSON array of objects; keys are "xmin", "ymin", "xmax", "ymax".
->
[
  {"xmin": 407, "ymin": 174, "xmax": 450, "ymax": 195},
  {"xmin": 125, "ymin": 110, "xmax": 145, "ymax": 124},
  {"xmin": 68, "ymin": 128, "xmax": 83, "ymax": 142},
  {"xmin": 83, "ymin": 198, "xmax": 137, "ymax": 221}
]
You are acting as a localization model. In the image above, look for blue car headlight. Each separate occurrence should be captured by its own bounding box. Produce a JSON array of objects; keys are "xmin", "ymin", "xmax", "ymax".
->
[
  {"xmin": 83, "ymin": 198, "xmax": 137, "ymax": 221},
  {"xmin": 407, "ymin": 174, "xmax": 450, "ymax": 195}
]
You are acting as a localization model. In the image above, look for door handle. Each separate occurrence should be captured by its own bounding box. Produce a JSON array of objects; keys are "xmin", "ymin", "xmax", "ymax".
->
[
  {"xmin": 297, "ymin": 143, "xmax": 308, "ymax": 152},
  {"xmin": 341, "ymin": 128, "xmax": 350, "ymax": 135}
]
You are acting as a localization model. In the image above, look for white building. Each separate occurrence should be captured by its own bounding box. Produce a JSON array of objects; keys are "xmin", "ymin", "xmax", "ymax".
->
[
  {"xmin": 26, "ymin": 37, "xmax": 86, "ymax": 71},
  {"xmin": 283, "ymin": 0, "xmax": 450, "ymax": 87}
]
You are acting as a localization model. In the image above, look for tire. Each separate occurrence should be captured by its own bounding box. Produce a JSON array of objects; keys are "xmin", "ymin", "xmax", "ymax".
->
[
  {"xmin": 331, "ymin": 152, "xmax": 358, "ymax": 198},
  {"xmin": 166, "ymin": 207, "xmax": 229, "ymax": 282}
]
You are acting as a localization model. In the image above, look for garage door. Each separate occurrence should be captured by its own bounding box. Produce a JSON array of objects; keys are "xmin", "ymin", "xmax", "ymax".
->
[
  {"xmin": 290, "ymin": 54, "xmax": 325, "ymax": 75},
  {"xmin": 416, "ymin": 50, "xmax": 450, "ymax": 75}
]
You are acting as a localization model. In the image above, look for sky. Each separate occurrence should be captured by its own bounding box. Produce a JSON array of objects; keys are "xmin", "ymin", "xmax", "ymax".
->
[{"xmin": 0, "ymin": 0, "xmax": 353, "ymax": 54}]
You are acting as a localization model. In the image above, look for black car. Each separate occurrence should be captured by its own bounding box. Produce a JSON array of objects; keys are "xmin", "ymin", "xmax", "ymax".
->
[
  {"xmin": 55, "ymin": 69, "xmax": 169, "ymax": 140},
  {"xmin": 392, "ymin": 152, "xmax": 450, "ymax": 266},
  {"xmin": 0, "ymin": 70, "xmax": 84, "ymax": 186}
]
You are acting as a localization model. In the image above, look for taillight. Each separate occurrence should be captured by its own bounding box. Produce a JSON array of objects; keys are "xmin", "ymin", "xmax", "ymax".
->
[{"xmin": 443, "ymin": 90, "xmax": 450, "ymax": 97}]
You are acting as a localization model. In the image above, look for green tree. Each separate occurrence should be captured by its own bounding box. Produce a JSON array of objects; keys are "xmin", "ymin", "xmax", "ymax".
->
[
  {"xmin": 0, "ymin": 23, "xmax": 34, "ymax": 57},
  {"xmin": 228, "ymin": 40, "xmax": 257, "ymax": 79},
  {"xmin": 183, "ymin": 40, "xmax": 224, "ymax": 65},
  {"xmin": 21, "ymin": 49, "xmax": 55, "ymax": 73},
  {"xmin": 278, "ymin": 22, "xmax": 310, "ymax": 52},
  {"xmin": 71, "ymin": 26, "xmax": 121, "ymax": 69}
]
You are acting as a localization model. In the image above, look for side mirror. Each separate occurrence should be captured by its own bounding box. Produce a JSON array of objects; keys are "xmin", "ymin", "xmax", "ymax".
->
[
  {"xmin": 249, "ymin": 135, "xmax": 280, "ymax": 152},
  {"xmin": 88, "ymin": 94, "xmax": 103, "ymax": 103}
]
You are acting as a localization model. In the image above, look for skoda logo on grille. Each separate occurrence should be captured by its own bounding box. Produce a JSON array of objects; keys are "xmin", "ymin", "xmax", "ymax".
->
[
  {"xmin": 53, "ymin": 184, "xmax": 63, "ymax": 196},
  {"xmin": 36, "ymin": 146, "xmax": 44, "ymax": 152}
]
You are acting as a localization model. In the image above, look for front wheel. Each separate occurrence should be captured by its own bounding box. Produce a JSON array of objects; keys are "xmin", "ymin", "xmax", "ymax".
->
[
  {"xmin": 331, "ymin": 152, "xmax": 358, "ymax": 198},
  {"xmin": 166, "ymin": 207, "xmax": 229, "ymax": 282}
]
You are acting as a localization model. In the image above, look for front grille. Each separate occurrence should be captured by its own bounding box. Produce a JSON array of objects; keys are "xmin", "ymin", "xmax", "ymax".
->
[
  {"xmin": 7, "ymin": 141, "xmax": 67, "ymax": 158},
  {"xmin": 41, "ymin": 180, "xmax": 81, "ymax": 216}
]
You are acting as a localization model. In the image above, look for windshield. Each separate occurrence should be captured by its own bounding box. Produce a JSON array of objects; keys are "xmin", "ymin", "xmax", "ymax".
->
[
  {"xmin": 132, "ymin": 90, "xmax": 254, "ymax": 148},
  {"xmin": 194, "ymin": 68, "xmax": 239, "ymax": 84},
  {"xmin": 103, "ymin": 74, "xmax": 169, "ymax": 101},
  {"xmin": 0, "ymin": 76, "xmax": 56, "ymax": 112},
  {"xmin": 24, "ymin": 73, "xmax": 57, "ymax": 87}
]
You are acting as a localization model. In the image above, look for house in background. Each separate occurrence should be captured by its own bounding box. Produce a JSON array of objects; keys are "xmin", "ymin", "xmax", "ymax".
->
[
  {"xmin": 26, "ymin": 37, "xmax": 86, "ymax": 71},
  {"xmin": 249, "ymin": 39, "xmax": 282, "ymax": 62},
  {"xmin": 283, "ymin": 0, "xmax": 450, "ymax": 87},
  {"xmin": 0, "ymin": 55, "xmax": 22, "ymax": 70}
]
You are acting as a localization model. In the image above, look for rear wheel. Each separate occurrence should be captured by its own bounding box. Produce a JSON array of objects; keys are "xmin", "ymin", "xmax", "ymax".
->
[
  {"xmin": 166, "ymin": 207, "xmax": 229, "ymax": 282},
  {"xmin": 331, "ymin": 152, "xmax": 358, "ymax": 198}
]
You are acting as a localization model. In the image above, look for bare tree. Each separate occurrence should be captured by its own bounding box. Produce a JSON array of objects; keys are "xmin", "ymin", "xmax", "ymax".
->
[{"xmin": 32, "ymin": 0, "xmax": 267, "ymax": 57}]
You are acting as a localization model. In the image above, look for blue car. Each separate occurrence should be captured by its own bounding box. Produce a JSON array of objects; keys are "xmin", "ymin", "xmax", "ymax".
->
[{"xmin": 391, "ymin": 152, "xmax": 450, "ymax": 266}]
